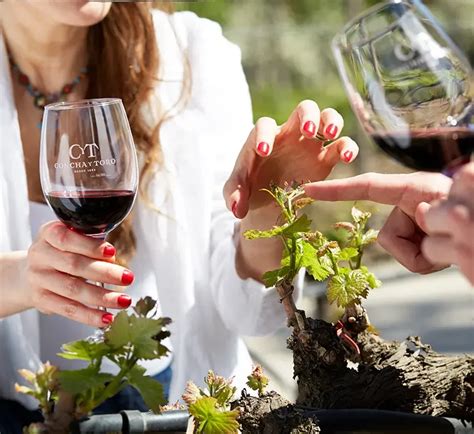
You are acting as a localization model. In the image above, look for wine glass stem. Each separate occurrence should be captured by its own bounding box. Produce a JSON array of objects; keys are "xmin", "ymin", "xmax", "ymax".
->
[{"xmin": 88, "ymin": 233, "xmax": 108, "ymax": 315}]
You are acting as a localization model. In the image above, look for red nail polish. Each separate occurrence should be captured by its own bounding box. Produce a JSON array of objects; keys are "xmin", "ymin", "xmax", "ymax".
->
[
  {"xmin": 102, "ymin": 313, "xmax": 114, "ymax": 324},
  {"xmin": 303, "ymin": 120, "xmax": 316, "ymax": 136},
  {"xmin": 343, "ymin": 150, "xmax": 353, "ymax": 162},
  {"xmin": 325, "ymin": 124, "xmax": 338, "ymax": 139},
  {"xmin": 103, "ymin": 245, "xmax": 116, "ymax": 257},
  {"xmin": 121, "ymin": 270, "xmax": 134, "ymax": 285},
  {"xmin": 257, "ymin": 141, "xmax": 270, "ymax": 156},
  {"xmin": 232, "ymin": 201, "xmax": 238, "ymax": 218},
  {"xmin": 117, "ymin": 294, "xmax": 132, "ymax": 308}
]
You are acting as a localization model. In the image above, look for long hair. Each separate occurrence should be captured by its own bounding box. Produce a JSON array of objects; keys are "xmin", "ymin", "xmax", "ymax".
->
[{"xmin": 87, "ymin": 2, "xmax": 181, "ymax": 265}]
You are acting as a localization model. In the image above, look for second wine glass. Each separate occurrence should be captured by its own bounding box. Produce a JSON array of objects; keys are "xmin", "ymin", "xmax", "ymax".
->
[{"xmin": 332, "ymin": 0, "xmax": 473, "ymax": 174}]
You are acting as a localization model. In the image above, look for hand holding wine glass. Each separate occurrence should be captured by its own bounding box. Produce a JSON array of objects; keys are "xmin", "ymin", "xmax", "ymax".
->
[{"xmin": 39, "ymin": 98, "xmax": 138, "ymax": 328}]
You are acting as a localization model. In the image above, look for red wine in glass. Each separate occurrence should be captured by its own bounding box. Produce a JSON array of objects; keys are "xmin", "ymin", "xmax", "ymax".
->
[
  {"xmin": 333, "ymin": 0, "xmax": 473, "ymax": 174},
  {"xmin": 371, "ymin": 128, "xmax": 474, "ymax": 173},
  {"xmin": 46, "ymin": 190, "xmax": 135, "ymax": 237}
]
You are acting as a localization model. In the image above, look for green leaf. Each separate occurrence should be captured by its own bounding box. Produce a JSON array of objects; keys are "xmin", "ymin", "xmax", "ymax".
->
[
  {"xmin": 244, "ymin": 214, "xmax": 311, "ymax": 241},
  {"xmin": 104, "ymin": 310, "xmax": 131, "ymax": 349},
  {"xmin": 361, "ymin": 229, "xmax": 379, "ymax": 246},
  {"xmin": 327, "ymin": 269, "xmax": 370, "ymax": 308},
  {"xmin": 300, "ymin": 242, "xmax": 332, "ymax": 281},
  {"xmin": 129, "ymin": 315, "xmax": 170, "ymax": 360},
  {"xmin": 189, "ymin": 397, "xmax": 240, "ymax": 434},
  {"xmin": 262, "ymin": 266, "xmax": 290, "ymax": 287},
  {"xmin": 133, "ymin": 296, "xmax": 157, "ymax": 317},
  {"xmin": 128, "ymin": 366, "xmax": 164, "ymax": 413},
  {"xmin": 58, "ymin": 340, "xmax": 109, "ymax": 362},
  {"xmin": 337, "ymin": 247, "xmax": 359, "ymax": 261},
  {"xmin": 360, "ymin": 266, "xmax": 382, "ymax": 289},
  {"xmin": 59, "ymin": 368, "xmax": 114, "ymax": 395},
  {"xmin": 280, "ymin": 214, "xmax": 312, "ymax": 237}
]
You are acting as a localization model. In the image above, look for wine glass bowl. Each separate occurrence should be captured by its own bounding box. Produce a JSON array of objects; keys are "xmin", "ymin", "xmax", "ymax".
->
[
  {"xmin": 40, "ymin": 98, "xmax": 138, "ymax": 238},
  {"xmin": 333, "ymin": 0, "xmax": 473, "ymax": 173}
]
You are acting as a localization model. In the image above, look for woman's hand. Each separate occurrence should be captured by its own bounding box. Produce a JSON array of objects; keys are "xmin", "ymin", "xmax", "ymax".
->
[
  {"xmin": 305, "ymin": 172, "xmax": 453, "ymax": 274},
  {"xmin": 22, "ymin": 221, "xmax": 135, "ymax": 326},
  {"xmin": 223, "ymin": 100, "xmax": 359, "ymax": 280},
  {"xmin": 417, "ymin": 163, "xmax": 474, "ymax": 285},
  {"xmin": 224, "ymin": 100, "xmax": 359, "ymax": 217}
]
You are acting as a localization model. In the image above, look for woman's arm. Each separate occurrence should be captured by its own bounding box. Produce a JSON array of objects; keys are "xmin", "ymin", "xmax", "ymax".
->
[{"xmin": 0, "ymin": 221, "xmax": 135, "ymax": 325}]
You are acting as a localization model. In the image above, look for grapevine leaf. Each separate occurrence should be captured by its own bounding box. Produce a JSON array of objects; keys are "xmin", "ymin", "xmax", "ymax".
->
[
  {"xmin": 133, "ymin": 296, "xmax": 157, "ymax": 317},
  {"xmin": 58, "ymin": 340, "xmax": 109, "ymax": 361},
  {"xmin": 327, "ymin": 269, "xmax": 370, "ymax": 308},
  {"xmin": 338, "ymin": 247, "xmax": 359, "ymax": 261},
  {"xmin": 262, "ymin": 266, "xmax": 290, "ymax": 287},
  {"xmin": 59, "ymin": 368, "xmax": 114, "ymax": 395},
  {"xmin": 104, "ymin": 310, "xmax": 130, "ymax": 349},
  {"xmin": 128, "ymin": 365, "xmax": 164, "ymax": 412},
  {"xmin": 361, "ymin": 266, "xmax": 382, "ymax": 289},
  {"xmin": 244, "ymin": 214, "xmax": 311, "ymax": 241},
  {"xmin": 300, "ymin": 242, "xmax": 332, "ymax": 281},
  {"xmin": 361, "ymin": 229, "xmax": 379, "ymax": 246},
  {"xmin": 129, "ymin": 316, "xmax": 170, "ymax": 360},
  {"xmin": 189, "ymin": 397, "xmax": 240, "ymax": 434}
]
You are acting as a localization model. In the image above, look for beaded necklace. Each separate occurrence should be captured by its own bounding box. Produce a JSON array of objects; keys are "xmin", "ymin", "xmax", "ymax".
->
[{"xmin": 9, "ymin": 58, "xmax": 88, "ymax": 128}]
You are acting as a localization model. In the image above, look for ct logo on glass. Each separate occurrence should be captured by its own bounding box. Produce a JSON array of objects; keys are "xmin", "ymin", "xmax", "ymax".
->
[{"xmin": 69, "ymin": 143, "xmax": 100, "ymax": 160}]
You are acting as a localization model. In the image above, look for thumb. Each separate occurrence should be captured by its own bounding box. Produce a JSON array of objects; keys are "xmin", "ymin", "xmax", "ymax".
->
[{"xmin": 414, "ymin": 202, "xmax": 432, "ymax": 233}]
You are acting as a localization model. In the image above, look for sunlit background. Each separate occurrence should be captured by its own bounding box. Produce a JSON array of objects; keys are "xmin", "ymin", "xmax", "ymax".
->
[{"xmin": 178, "ymin": 0, "xmax": 474, "ymax": 399}]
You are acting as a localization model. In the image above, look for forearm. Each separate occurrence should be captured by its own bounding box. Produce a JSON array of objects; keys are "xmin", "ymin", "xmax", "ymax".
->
[
  {"xmin": 0, "ymin": 251, "xmax": 31, "ymax": 318},
  {"xmin": 235, "ymin": 205, "xmax": 283, "ymax": 282}
]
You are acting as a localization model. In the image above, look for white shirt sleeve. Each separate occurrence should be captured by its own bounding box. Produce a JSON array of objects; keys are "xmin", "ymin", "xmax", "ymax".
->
[{"xmin": 179, "ymin": 12, "xmax": 304, "ymax": 337}]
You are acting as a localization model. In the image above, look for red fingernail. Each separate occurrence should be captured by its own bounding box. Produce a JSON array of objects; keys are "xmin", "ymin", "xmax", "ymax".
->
[
  {"xmin": 303, "ymin": 120, "xmax": 316, "ymax": 136},
  {"xmin": 117, "ymin": 294, "xmax": 132, "ymax": 308},
  {"xmin": 232, "ymin": 201, "xmax": 238, "ymax": 218},
  {"xmin": 325, "ymin": 124, "xmax": 338, "ymax": 139},
  {"xmin": 121, "ymin": 270, "xmax": 134, "ymax": 285},
  {"xmin": 257, "ymin": 141, "xmax": 270, "ymax": 156},
  {"xmin": 103, "ymin": 244, "xmax": 116, "ymax": 257},
  {"xmin": 102, "ymin": 313, "xmax": 114, "ymax": 324},
  {"xmin": 343, "ymin": 150, "xmax": 353, "ymax": 162}
]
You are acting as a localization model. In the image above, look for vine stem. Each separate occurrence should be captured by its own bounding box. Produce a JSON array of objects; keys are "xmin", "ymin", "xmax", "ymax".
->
[{"xmin": 277, "ymin": 280, "xmax": 305, "ymax": 332}]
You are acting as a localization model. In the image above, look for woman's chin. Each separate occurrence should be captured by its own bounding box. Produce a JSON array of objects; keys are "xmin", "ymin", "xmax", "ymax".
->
[{"xmin": 49, "ymin": 1, "xmax": 112, "ymax": 27}]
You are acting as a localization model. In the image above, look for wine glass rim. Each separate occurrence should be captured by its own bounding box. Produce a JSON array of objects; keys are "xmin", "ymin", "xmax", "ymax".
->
[
  {"xmin": 333, "ymin": 0, "xmax": 415, "ymax": 49},
  {"xmin": 44, "ymin": 98, "xmax": 123, "ymax": 111}
]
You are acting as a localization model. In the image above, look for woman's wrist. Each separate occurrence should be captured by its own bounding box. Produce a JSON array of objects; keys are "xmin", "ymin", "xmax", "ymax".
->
[
  {"xmin": 235, "ymin": 204, "xmax": 283, "ymax": 282},
  {"xmin": 0, "ymin": 251, "xmax": 32, "ymax": 317}
]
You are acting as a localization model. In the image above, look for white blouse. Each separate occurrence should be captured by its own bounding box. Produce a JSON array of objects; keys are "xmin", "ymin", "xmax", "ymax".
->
[{"xmin": 0, "ymin": 10, "xmax": 303, "ymax": 408}]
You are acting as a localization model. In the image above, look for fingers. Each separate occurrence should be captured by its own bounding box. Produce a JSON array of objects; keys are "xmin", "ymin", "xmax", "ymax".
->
[
  {"xmin": 253, "ymin": 117, "xmax": 279, "ymax": 157},
  {"xmin": 295, "ymin": 100, "xmax": 321, "ymax": 139},
  {"xmin": 37, "ymin": 270, "xmax": 132, "ymax": 310},
  {"xmin": 304, "ymin": 172, "xmax": 452, "ymax": 217},
  {"xmin": 34, "ymin": 289, "xmax": 114, "ymax": 328},
  {"xmin": 318, "ymin": 108, "xmax": 344, "ymax": 141},
  {"xmin": 40, "ymin": 221, "xmax": 116, "ymax": 260},
  {"xmin": 319, "ymin": 137, "xmax": 359, "ymax": 166},
  {"xmin": 450, "ymin": 162, "xmax": 474, "ymax": 211},
  {"xmin": 31, "ymin": 242, "xmax": 134, "ymax": 286},
  {"xmin": 421, "ymin": 235, "xmax": 458, "ymax": 266},
  {"xmin": 378, "ymin": 207, "xmax": 440, "ymax": 274},
  {"xmin": 420, "ymin": 200, "xmax": 471, "ymax": 240}
]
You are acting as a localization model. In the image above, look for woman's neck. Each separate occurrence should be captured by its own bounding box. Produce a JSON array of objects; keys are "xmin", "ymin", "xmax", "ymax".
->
[{"xmin": 0, "ymin": 3, "xmax": 88, "ymax": 93}]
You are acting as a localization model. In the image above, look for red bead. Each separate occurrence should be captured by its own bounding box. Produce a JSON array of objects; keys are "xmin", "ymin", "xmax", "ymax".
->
[
  {"xmin": 19, "ymin": 73, "xmax": 29, "ymax": 85},
  {"xmin": 62, "ymin": 84, "xmax": 73, "ymax": 94}
]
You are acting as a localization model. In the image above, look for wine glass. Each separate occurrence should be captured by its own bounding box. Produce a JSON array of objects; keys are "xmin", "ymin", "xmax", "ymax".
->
[
  {"xmin": 332, "ymin": 0, "xmax": 473, "ymax": 175},
  {"xmin": 40, "ymin": 98, "xmax": 138, "ymax": 337}
]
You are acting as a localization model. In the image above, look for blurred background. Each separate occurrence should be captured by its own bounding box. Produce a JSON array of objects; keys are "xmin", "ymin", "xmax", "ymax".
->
[{"xmin": 177, "ymin": 0, "xmax": 474, "ymax": 399}]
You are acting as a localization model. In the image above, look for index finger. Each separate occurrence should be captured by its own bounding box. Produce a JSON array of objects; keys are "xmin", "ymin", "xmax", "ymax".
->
[
  {"xmin": 304, "ymin": 173, "xmax": 410, "ymax": 206},
  {"xmin": 40, "ymin": 221, "xmax": 116, "ymax": 260}
]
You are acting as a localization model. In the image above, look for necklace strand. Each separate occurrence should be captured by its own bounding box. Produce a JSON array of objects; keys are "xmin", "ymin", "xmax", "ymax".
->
[{"xmin": 9, "ymin": 57, "xmax": 88, "ymax": 128}]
